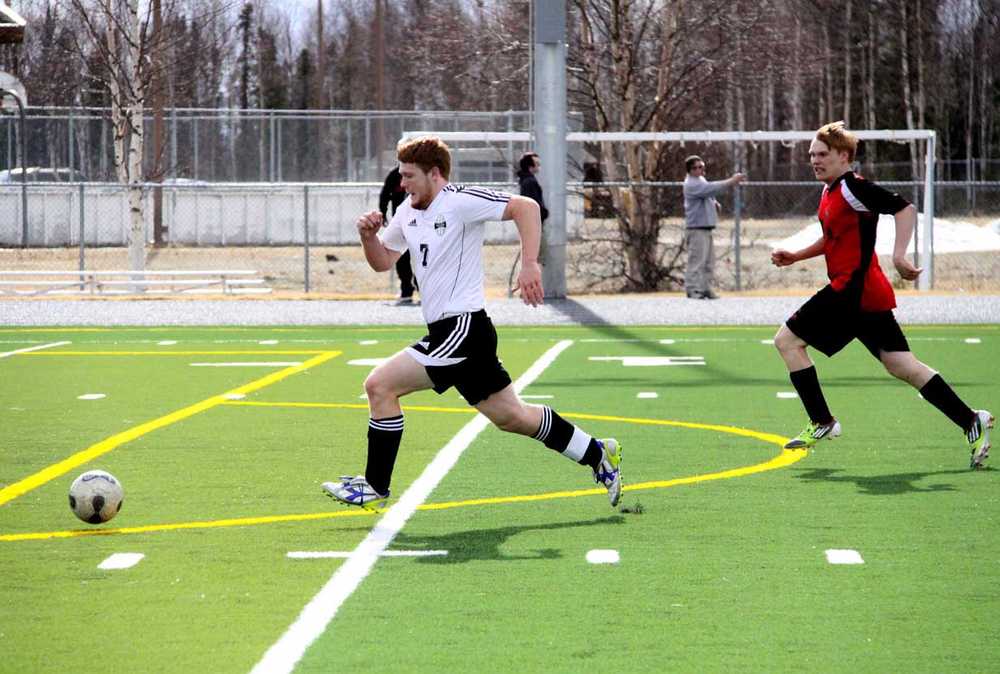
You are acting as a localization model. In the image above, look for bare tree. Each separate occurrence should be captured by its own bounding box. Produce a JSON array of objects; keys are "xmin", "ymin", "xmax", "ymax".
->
[
  {"xmin": 65, "ymin": 0, "xmax": 151, "ymax": 272},
  {"xmin": 568, "ymin": 0, "xmax": 748, "ymax": 291}
]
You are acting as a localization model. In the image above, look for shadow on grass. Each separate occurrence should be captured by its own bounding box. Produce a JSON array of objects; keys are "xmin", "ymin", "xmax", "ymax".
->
[
  {"xmin": 391, "ymin": 515, "xmax": 625, "ymax": 564},
  {"xmin": 793, "ymin": 466, "xmax": 988, "ymax": 495}
]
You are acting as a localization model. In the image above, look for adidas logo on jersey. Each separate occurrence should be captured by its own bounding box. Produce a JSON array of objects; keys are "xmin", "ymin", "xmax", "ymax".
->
[{"xmin": 407, "ymin": 219, "xmax": 417, "ymax": 227}]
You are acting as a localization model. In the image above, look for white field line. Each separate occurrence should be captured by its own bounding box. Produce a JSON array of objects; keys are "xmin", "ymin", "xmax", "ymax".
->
[
  {"xmin": 98, "ymin": 553, "xmax": 145, "ymax": 570},
  {"xmin": 286, "ymin": 550, "xmax": 448, "ymax": 559},
  {"xmin": 250, "ymin": 339, "xmax": 575, "ymax": 674},
  {"xmin": 0, "ymin": 341, "xmax": 70, "ymax": 359}
]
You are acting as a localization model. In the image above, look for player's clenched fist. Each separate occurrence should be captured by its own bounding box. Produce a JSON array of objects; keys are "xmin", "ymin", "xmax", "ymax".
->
[{"xmin": 356, "ymin": 210, "xmax": 384, "ymax": 239}]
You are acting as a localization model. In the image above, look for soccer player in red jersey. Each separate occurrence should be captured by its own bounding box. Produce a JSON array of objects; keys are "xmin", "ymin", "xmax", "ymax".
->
[{"xmin": 771, "ymin": 121, "xmax": 993, "ymax": 468}]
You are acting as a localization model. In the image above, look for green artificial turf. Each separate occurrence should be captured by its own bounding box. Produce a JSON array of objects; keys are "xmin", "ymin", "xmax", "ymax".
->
[{"xmin": 1, "ymin": 325, "xmax": 997, "ymax": 673}]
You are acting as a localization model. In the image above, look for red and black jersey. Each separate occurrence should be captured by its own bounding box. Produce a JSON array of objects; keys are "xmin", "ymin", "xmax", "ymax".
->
[{"xmin": 818, "ymin": 171, "xmax": 910, "ymax": 312}]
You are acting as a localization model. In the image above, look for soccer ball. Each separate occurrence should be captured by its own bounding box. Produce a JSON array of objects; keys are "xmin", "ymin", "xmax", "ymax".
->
[{"xmin": 69, "ymin": 470, "xmax": 124, "ymax": 524}]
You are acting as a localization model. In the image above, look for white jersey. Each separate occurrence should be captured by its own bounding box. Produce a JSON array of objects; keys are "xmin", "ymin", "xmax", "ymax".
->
[{"xmin": 380, "ymin": 184, "xmax": 511, "ymax": 324}]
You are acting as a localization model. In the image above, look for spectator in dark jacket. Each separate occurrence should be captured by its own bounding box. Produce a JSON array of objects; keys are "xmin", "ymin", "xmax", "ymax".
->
[
  {"xmin": 379, "ymin": 167, "xmax": 417, "ymax": 305},
  {"xmin": 517, "ymin": 152, "xmax": 549, "ymax": 266}
]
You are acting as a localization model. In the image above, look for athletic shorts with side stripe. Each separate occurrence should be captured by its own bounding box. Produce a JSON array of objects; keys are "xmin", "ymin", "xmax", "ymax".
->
[
  {"xmin": 786, "ymin": 284, "xmax": 910, "ymax": 358},
  {"xmin": 405, "ymin": 309, "xmax": 512, "ymax": 405}
]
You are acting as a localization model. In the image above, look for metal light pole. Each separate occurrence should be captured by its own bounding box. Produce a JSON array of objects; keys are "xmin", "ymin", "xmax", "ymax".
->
[
  {"xmin": 1, "ymin": 88, "xmax": 27, "ymax": 247},
  {"xmin": 534, "ymin": 0, "xmax": 567, "ymax": 298}
]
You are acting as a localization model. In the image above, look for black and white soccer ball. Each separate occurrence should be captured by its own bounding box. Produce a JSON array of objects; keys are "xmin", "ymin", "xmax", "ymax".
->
[{"xmin": 68, "ymin": 470, "xmax": 124, "ymax": 524}]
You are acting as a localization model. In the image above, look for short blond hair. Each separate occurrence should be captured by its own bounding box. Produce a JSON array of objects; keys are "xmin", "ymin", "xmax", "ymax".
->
[
  {"xmin": 397, "ymin": 136, "xmax": 451, "ymax": 180},
  {"xmin": 816, "ymin": 121, "xmax": 858, "ymax": 162}
]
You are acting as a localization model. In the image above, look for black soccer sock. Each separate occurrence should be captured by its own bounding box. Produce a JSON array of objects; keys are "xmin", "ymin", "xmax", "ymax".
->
[
  {"xmin": 919, "ymin": 374, "xmax": 976, "ymax": 431},
  {"xmin": 789, "ymin": 366, "xmax": 834, "ymax": 424},
  {"xmin": 364, "ymin": 415, "xmax": 403, "ymax": 495},
  {"xmin": 532, "ymin": 406, "xmax": 603, "ymax": 469}
]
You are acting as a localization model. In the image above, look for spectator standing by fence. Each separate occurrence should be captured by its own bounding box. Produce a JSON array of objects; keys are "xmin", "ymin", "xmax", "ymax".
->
[
  {"xmin": 682, "ymin": 155, "xmax": 744, "ymax": 299},
  {"xmin": 517, "ymin": 152, "xmax": 549, "ymax": 266},
  {"xmin": 380, "ymin": 167, "xmax": 417, "ymax": 305}
]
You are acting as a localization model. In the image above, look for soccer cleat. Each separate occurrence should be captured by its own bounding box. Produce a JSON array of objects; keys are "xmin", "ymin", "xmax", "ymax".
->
[
  {"xmin": 967, "ymin": 409, "xmax": 994, "ymax": 469},
  {"xmin": 783, "ymin": 419, "xmax": 842, "ymax": 449},
  {"xmin": 322, "ymin": 475, "xmax": 389, "ymax": 510},
  {"xmin": 593, "ymin": 438, "xmax": 623, "ymax": 507}
]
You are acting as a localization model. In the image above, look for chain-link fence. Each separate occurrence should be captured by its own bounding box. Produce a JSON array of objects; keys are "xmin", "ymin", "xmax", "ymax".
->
[
  {"xmin": 0, "ymin": 180, "xmax": 997, "ymax": 296},
  {"xmin": 0, "ymin": 108, "xmax": 535, "ymax": 184}
]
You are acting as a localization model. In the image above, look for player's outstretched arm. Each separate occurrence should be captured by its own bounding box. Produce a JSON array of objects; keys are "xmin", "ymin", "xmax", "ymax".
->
[
  {"xmin": 891, "ymin": 204, "xmax": 922, "ymax": 280},
  {"xmin": 356, "ymin": 210, "xmax": 400, "ymax": 272},
  {"xmin": 503, "ymin": 195, "xmax": 544, "ymax": 306}
]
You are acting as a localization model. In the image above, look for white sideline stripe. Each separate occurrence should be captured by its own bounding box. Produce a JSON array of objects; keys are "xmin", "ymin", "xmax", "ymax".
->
[
  {"xmin": 287, "ymin": 550, "xmax": 448, "ymax": 559},
  {"xmin": 965, "ymin": 338, "xmax": 981, "ymax": 344},
  {"xmin": 637, "ymin": 392, "xmax": 658, "ymax": 399},
  {"xmin": 259, "ymin": 340, "xmax": 279, "ymax": 345},
  {"xmin": 522, "ymin": 394, "xmax": 553, "ymax": 399},
  {"xmin": 77, "ymin": 393, "xmax": 106, "ymax": 400},
  {"xmin": 0, "ymin": 341, "xmax": 70, "ymax": 359},
  {"xmin": 157, "ymin": 340, "xmax": 177, "ymax": 346},
  {"xmin": 348, "ymin": 358, "xmax": 389, "ymax": 367},
  {"xmin": 586, "ymin": 549, "xmax": 620, "ymax": 565},
  {"xmin": 776, "ymin": 391, "xmax": 799, "ymax": 399},
  {"xmin": 189, "ymin": 362, "xmax": 302, "ymax": 367},
  {"xmin": 359, "ymin": 340, "xmax": 379, "ymax": 345},
  {"xmin": 98, "ymin": 553, "xmax": 144, "ymax": 570},
  {"xmin": 825, "ymin": 549, "xmax": 864, "ymax": 565},
  {"xmin": 250, "ymin": 339, "xmax": 574, "ymax": 674}
]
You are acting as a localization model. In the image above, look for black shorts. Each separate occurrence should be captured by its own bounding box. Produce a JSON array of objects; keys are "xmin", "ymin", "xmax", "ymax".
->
[
  {"xmin": 405, "ymin": 309, "xmax": 512, "ymax": 405},
  {"xmin": 786, "ymin": 285, "xmax": 910, "ymax": 358}
]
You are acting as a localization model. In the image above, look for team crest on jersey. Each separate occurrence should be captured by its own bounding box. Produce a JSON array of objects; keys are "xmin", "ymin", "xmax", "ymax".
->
[
  {"xmin": 434, "ymin": 215, "xmax": 447, "ymax": 236},
  {"xmin": 407, "ymin": 219, "xmax": 417, "ymax": 227}
]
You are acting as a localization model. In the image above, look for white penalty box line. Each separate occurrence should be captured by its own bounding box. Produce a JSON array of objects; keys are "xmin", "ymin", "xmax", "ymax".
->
[{"xmin": 251, "ymin": 339, "xmax": 576, "ymax": 674}]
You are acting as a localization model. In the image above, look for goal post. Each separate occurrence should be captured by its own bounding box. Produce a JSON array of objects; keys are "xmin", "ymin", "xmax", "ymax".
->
[{"xmin": 400, "ymin": 129, "xmax": 937, "ymax": 292}]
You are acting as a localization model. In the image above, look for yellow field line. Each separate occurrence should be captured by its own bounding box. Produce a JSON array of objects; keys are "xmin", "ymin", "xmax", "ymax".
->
[
  {"xmin": 0, "ymin": 408, "xmax": 805, "ymax": 542},
  {"xmin": 0, "ymin": 509, "xmax": 373, "ymax": 542},
  {"xmin": 223, "ymin": 401, "xmax": 790, "ymax": 445},
  {"xmin": 0, "ymin": 351, "xmax": 341, "ymax": 507},
  {"xmin": 18, "ymin": 350, "xmax": 330, "ymax": 356}
]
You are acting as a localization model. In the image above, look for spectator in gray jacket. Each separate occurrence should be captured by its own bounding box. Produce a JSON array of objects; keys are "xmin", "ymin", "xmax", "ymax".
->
[{"xmin": 683, "ymin": 156, "xmax": 745, "ymax": 299}]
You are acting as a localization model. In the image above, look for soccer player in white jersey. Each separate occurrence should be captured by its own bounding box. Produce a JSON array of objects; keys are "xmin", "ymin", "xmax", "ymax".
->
[{"xmin": 323, "ymin": 136, "xmax": 622, "ymax": 510}]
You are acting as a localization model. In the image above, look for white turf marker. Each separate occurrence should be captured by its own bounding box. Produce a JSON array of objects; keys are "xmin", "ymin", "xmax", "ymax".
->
[
  {"xmin": 0, "ymin": 341, "xmax": 70, "ymax": 359},
  {"xmin": 825, "ymin": 549, "xmax": 864, "ymax": 565},
  {"xmin": 637, "ymin": 392, "xmax": 658, "ymax": 399},
  {"xmin": 522, "ymin": 394, "xmax": 553, "ymax": 399},
  {"xmin": 157, "ymin": 340, "xmax": 177, "ymax": 346},
  {"xmin": 359, "ymin": 340, "xmax": 378, "ymax": 345},
  {"xmin": 965, "ymin": 338, "xmax": 981, "ymax": 344},
  {"xmin": 250, "ymin": 339, "xmax": 575, "ymax": 674},
  {"xmin": 223, "ymin": 393, "xmax": 246, "ymax": 400},
  {"xmin": 760, "ymin": 339, "xmax": 775, "ymax": 345},
  {"xmin": 259, "ymin": 339, "xmax": 279, "ymax": 345},
  {"xmin": 348, "ymin": 358, "xmax": 389, "ymax": 367},
  {"xmin": 98, "ymin": 553, "xmax": 145, "ymax": 570},
  {"xmin": 189, "ymin": 362, "xmax": 303, "ymax": 367},
  {"xmin": 77, "ymin": 393, "xmax": 106, "ymax": 400},
  {"xmin": 586, "ymin": 549, "xmax": 620, "ymax": 565},
  {"xmin": 776, "ymin": 391, "xmax": 799, "ymax": 399},
  {"xmin": 658, "ymin": 339, "xmax": 676, "ymax": 345},
  {"xmin": 287, "ymin": 550, "xmax": 448, "ymax": 559}
]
